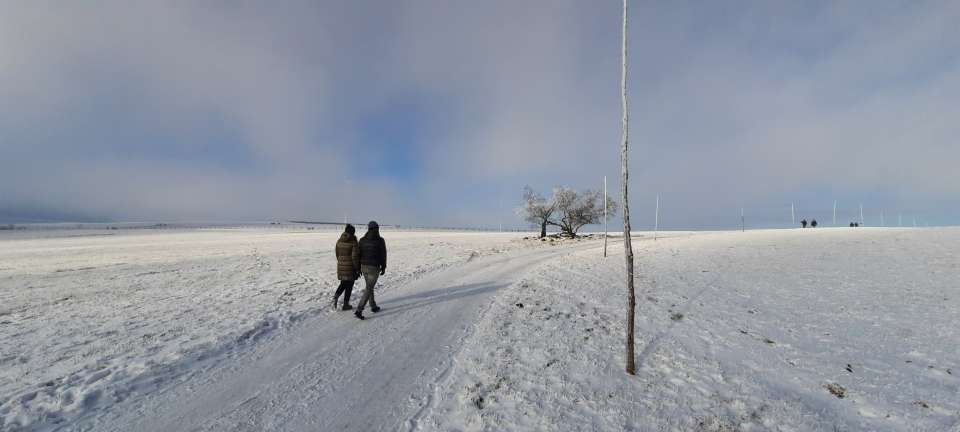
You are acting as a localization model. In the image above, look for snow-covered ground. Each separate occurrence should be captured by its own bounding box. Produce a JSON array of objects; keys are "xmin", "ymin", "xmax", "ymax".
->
[
  {"xmin": 0, "ymin": 228, "xmax": 538, "ymax": 431},
  {"xmin": 2, "ymin": 227, "xmax": 957, "ymax": 431},
  {"xmin": 415, "ymin": 228, "xmax": 960, "ymax": 431}
]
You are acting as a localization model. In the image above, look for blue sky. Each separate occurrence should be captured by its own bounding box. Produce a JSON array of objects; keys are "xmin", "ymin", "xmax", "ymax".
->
[{"xmin": 1, "ymin": 1, "xmax": 958, "ymax": 228}]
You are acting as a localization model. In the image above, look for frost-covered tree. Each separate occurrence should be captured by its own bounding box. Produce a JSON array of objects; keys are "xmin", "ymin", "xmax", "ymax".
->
[
  {"xmin": 551, "ymin": 187, "xmax": 617, "ymax": 238},
  {"xmin": 518, "ymin": 186, "xmax": 557, "ymax": 238},
  {"xmin": 518, "ymin": 186, "xmax": 617, "ymax": 238}
]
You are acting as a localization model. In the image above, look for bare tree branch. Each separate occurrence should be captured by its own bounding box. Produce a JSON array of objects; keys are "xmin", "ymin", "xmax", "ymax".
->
[{"xmin": 519, "ymin": 186, "xmax": 617, "ymax": 238}]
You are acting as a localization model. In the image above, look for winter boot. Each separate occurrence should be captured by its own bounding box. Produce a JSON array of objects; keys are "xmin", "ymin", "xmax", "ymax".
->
[
  {"xmin": 354, "ymin": 310, "xmax": 365, "ymax": 320},
  {"xmin": 341, "ymin": 304, "xmax": 353, "ymax": 311},
  {"xmin": 371, "ymin": 306, "xmax": 381, "ymax": 313},
  {"xmin": 332, "ymin": 295, "xmax": 339, "ymax": 309}
]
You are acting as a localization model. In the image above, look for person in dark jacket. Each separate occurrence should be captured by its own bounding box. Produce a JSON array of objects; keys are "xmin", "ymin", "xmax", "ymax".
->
[
  {"xmin": 355, "ymin": 221, "xmax": 387, "ymax": 320},
  {"xmin": 801, "ymin": 219, "xmax": 808, "ymax": 228},
  {"xmin": 810, "ymin": 219, "xmax": 818, "ymax": 228},
  {"xmin": 333, "ymin": 224, "xmax": 360, "ymax": 310}
]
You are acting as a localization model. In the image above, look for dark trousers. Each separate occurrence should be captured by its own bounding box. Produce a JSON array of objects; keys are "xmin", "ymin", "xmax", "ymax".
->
[{"xmin": 334, "ymin": 280, "xmax": 355, "ymax": 306}]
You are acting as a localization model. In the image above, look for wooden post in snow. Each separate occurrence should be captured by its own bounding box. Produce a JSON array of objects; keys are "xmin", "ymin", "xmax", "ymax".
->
[
  {"xmin": 654, "ymin": 194, "xmax": 660, "ymax": 241},
  {"xmin": 604, "ymin": 176, "xmax": 608, "ymax": 257},
  {"xmin": 833, "ymin": 200, "xmax": 838, "ymax": 226},
  {"xmin": 620, "ymin": 0, "xmax": 637, "ymax": 376},
  {"xmin": 497, "ymin": 196, "xmax": 503, "ymax": 232}
]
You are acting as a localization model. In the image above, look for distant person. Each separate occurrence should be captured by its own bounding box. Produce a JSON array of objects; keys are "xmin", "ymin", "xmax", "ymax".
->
[
  {"xmin": 855, "ymin": 222, "xmax": 860, "ymax": 227},
  {"xmin": 333, "ymin": 224, "xmax": 360, "ymax": 310},
  {"xmin": 801, "ymin": 219, "xmax": 808, "ymax": 228},
  {"xmin": 355, "ymin": 221, "xmax": 387, "ymax": 320},
  {"xmin": 850, "ymin": 222, "xmax": 855, "ymax": 227},
  {"xmin": 811, "ymin": 219, "xmax": 818, "ymax": 228}
]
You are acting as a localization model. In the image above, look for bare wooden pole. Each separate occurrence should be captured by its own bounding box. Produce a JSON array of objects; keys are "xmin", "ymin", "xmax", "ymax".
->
[
  {"xmin": 654, "ymin": 193, "xmax": 659, "ymax": 241},
  {"xmin": 604, "ymin": 176, "xmax": 608, "ymax": 257},
  {"xmin": 620, "ymin": 0, "xmax": 637, "ymax": 376},
  {"xmin": 833, "ymin": 200, "xmax": 838, "ymax": 226}
]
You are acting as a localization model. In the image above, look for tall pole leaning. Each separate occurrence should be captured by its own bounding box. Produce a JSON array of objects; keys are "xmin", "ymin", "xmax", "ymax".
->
[{"xmin": 620, "ymin": 0, "xmax": 637, "ymax": 376}]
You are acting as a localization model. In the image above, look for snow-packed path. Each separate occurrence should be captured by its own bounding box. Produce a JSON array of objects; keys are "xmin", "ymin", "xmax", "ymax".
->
[
  {"xmin": 416, "ymin": 228, "xmax": 960, "ymax": 431},
  {"xmin": 83, "ymin": 239, "xmax": 596, "ymax": 432}
]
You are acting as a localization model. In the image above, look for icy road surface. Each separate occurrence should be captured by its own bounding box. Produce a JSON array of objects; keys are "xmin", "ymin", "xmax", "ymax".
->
[
  {"xmin": 95, "ymin": 240, "xmax": 595, "ymax": 432},
  {"xmin": 0, "ymin": 229, "xmax": 595, "ymax": 431}
]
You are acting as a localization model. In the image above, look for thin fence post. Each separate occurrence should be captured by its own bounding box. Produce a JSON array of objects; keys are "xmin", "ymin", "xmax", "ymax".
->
[
  {"xmin": 604, "ymin": 176, "xmax": 608, "ymax": 257},
  {"xmin": 654, "ymin": 194, "xmax": 660, "ymax": 241},
  {"xmin": 833, "ymin": 200, "xmax": 837, "ymax": 226}
]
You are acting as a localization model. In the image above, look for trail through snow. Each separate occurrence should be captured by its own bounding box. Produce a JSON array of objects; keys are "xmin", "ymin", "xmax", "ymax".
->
[
  {"xmin": 5, "ymin": 228, "xmax": 956, "ymax": 431},
  {"xmin": 415, "ymin": 228, "xmax": 960, "ymax": 431},
  {"xmin": 76, "ymin": 237, "xmax": 597, "ymax": 432}
]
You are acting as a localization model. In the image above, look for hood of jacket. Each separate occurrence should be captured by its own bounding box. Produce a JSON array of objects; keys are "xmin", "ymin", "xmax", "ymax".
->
[{"xmin": 362, "ymin": 229, "xmax": 380, "ymax": 240}]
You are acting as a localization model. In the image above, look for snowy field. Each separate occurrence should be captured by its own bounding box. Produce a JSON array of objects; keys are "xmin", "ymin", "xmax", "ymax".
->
[
  {"xmin": 1, "ymin": 227, "xmax": 958, "ymax": 431},
  {"xmin": 415, "ymin": 228, "xmax": 960, "ymax": 431},
  {"xmin": 0, "ymin": 228, "xmax": 535, "ymax": 430}
]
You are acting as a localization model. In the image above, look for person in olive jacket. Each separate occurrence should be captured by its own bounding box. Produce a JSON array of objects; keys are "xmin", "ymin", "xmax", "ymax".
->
[
  {"xmin": 355, "ymin": 221, "xmax": 387, "ymax": 320},
  {"xmin": 333, "ymin": 224, "xmax": 360, "ymax": 310}
]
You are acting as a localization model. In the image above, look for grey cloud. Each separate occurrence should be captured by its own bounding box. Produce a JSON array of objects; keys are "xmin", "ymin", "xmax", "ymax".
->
[
  {"xmin": 1, "ymin": 2, "xmax": 388, "ymax": 221},
  {"xmin": 1, "ymin": 1, "xmax": 957, "ymax": 228}
]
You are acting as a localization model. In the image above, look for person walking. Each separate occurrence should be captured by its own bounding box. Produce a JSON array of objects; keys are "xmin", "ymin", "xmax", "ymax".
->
[
  {"xmin": 801, "ymin": 219, "xmax": 808, "ymax": 228},
  {"xmin": 333, "ymin": 224, "xmax": 360, "ymax": 310},
  {"xmin": 811, "ymin": 219, "xmax": 818, "ymax": 228},
  {"xmin": 355, "ymin": 221, "xmax": 387, "ymax": 320}
]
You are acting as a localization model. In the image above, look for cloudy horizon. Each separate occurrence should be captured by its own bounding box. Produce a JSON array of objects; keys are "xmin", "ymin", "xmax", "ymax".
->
[{"xmin": 2, "ymin": 1, "xmax": 958, "ymax": 229}]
